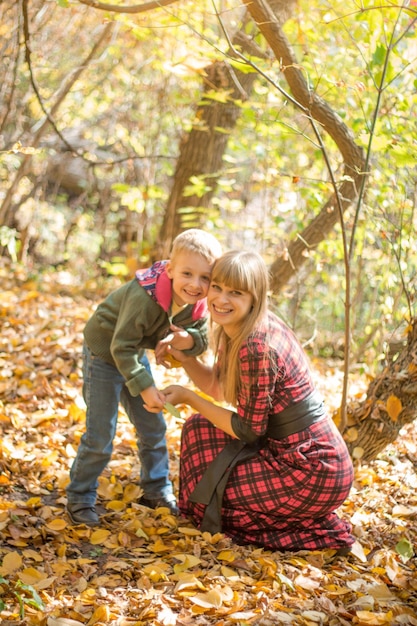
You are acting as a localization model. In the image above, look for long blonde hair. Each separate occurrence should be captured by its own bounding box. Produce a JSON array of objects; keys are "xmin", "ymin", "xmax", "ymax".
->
[{"xmin": 211, "ymin": 250, "xmax": 270, "ymax": 406}]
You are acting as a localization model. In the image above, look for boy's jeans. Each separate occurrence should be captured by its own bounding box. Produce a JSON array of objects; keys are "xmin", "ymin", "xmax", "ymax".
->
[{"xmin": 67, "ymin": 343, "xmax": 173, "ymax": 508}]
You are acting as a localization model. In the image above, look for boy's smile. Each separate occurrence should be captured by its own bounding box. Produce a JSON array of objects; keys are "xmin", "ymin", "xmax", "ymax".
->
[{"xmin": 167, "ymin": 251, "xmax": 212, "ymax": 306}]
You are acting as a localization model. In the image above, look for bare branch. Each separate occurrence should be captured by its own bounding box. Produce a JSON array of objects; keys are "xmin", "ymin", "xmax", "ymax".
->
[{"xmin": 76, "ymin": 0, "xmax": 179, "ymax": 14}]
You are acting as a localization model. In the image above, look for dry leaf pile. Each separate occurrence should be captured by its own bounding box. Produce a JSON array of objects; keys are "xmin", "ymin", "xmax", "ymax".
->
[{"xmin": 0, "ymin": 262, "xmax": 417, "ymax": 625}]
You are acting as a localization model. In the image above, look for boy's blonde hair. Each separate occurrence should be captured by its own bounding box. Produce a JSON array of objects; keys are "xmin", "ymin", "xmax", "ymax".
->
[{"xmin": 170, "ymin": 229, "xmax": 222, "ymax": 265}]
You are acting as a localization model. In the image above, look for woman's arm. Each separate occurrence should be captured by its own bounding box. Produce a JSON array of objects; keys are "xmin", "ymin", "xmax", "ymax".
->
[
  {"xmin": 163, "ymin": 385, "xmax": 236, "ymax": 438},
  {"xmin": 159, "ymin": 343, "xmax": 222, "ymax": 400}
]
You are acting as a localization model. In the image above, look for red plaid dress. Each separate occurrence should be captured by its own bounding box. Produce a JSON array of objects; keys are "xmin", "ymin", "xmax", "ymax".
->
[{"xmin": 179, "ymin": 313, "xmax": 354, "ymax": 552}]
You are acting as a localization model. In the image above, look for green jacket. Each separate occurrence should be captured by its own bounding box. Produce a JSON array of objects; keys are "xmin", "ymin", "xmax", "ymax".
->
[{"xmin": 83, "ymin": 262, "xmax": 208, "ymax": 396}]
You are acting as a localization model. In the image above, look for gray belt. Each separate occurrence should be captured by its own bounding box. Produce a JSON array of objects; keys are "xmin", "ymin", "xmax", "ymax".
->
[{"xmin": 188, "ymin": 391, "xmax": 325, "ymax": 533}]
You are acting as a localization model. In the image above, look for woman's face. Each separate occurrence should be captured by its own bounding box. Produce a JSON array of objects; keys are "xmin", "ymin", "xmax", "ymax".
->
[{"xmin": 208, "ymin": 279, "xmax": 254, "ymax": 337}]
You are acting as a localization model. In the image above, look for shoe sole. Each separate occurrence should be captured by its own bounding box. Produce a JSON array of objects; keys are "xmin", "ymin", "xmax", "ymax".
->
[{"xmin": 139, "ymin": 498, "xmax": 179, "ymax": 516}]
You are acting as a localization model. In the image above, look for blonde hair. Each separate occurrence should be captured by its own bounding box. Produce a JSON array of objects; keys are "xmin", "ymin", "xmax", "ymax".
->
[
  {"xmin": 211, "ymin": 250, "xmax": 270, "ymax": 405},
  {"xmin": 170, "ymin": 229, "xmax": 222, "ymax": 265}
]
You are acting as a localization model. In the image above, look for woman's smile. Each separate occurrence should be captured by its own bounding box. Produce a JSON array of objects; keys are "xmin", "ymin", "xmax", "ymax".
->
[{"xmin": 209, "ymin": 281, "xmax": 253, "ymax": 333}]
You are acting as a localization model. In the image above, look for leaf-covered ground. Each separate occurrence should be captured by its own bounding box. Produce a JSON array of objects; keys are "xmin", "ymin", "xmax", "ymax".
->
[{"xmin": 0, "ymin": 263, "xmax": 417, "ymax": 625}]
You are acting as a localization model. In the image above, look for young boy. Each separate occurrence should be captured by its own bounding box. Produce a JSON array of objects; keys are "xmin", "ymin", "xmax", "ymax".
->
[{"xmin": 66, "ymin": 229, "xmax": 222, "ymax": 526}]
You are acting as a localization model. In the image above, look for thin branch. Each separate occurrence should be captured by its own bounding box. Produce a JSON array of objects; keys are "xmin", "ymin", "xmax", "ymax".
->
[
  {"xmin": 76, "ymin": 0, "xmax": 179, "ymax": 14},
  {"xmin": 22, "ymin": 0, "xmax": 78, "ymax": 155}
]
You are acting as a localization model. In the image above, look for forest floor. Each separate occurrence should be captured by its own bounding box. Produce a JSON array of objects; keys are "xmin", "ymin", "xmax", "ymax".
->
[{"xmin": 0, "ymin": 263, "xmax": 417, "ymax": 625}]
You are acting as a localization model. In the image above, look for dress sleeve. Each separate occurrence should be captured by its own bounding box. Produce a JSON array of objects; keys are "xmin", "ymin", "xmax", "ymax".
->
[{"xmin": 235, "ymin": 338, "xmax": 280, "ymax": 437}]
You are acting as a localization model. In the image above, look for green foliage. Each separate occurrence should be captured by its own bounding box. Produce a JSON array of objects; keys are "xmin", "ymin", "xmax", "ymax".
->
[
  {"xmin": 395, "ymin": 538, "xmax": 415, "ymax": 564},
  {"xmin": 0, "ymin": 0, "xmax": 415, "ymax": 367},
  {"xmin": 0, "ymin": 576, "xmax": 45, "ymax": 618},
  {"xmin": 0, "ymin": 226, "xmax": 20, "ymax": 262}
]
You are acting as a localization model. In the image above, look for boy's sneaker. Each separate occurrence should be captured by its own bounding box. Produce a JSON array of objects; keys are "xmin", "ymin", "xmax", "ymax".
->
[
  {"xmin": 67, "ymin": 504, "xmax": 99, "ymax": 527},
  {"xmin": 139, "ymin": 494, "xmax": 179, "ymax": 516}
]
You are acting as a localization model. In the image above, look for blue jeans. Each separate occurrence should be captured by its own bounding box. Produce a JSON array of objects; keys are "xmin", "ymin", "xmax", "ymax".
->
[{"xmin": 67, "ymin": 344, "xmax": 173, "ymax": 507}]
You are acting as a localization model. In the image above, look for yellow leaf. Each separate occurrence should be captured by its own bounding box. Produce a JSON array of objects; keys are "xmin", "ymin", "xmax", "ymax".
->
[
  {"xmin": 332, "ymin": 407, "xmax": 342, "ymax": 429},
  {"xmin": 220, "ymin": 565, "xmax": 239, "ymax": 579},
  {"xmin": 408, "ymin": 362, "xmax": 417, "ymax": 374},
  {"xmin": 68, "ymin": 403, "xmax": 86, "ymax": 422},
  {"xmin": 22, "ymin": 549, "xmax": 44, "ymax": 562},
  {"xmin": 47, "ymin": 618, "xmax": 85, "ymax": 626},
  {"xmin": 19, "ymin": 567, "xmax": 48, "ymax": 585},
  {"xmin": 323, "ymin": 584, "xmax": 351, "ymax": 595},
  {"xmin": 46, "ymin": 518, "xmax": 68, "ymax": 531},
  {"xmin": 31, "ymin": 575, "xmax": 57, "ymax": 590},
  {"xmin": 1, "ymin": 550, "xmax": 23, "ymax": 574},
  {"xmin": 174, "ymin": 573, "xmax": 206, "ymax": 592},
  {"xmin": 178, "ymin": 526, "xmax": 201, "ymax": 536},
  {"xmin": 392, "ymin": 504, "xmax": 417, "ymax": 516},
  {"xmin": 105, "ymin": 500, "xmax": 126, "ymax": 512},
  {"xmin": 173, "ymin": 554, "xmax": 201, "ymax": 573},
  {"xmin": 189, "ymin": 588, "xmax": 224, "ymax": 609},
  {"xmin": 350, "ymin": 540, "xmax": 368, "ymax": 563},
  {"xmin": 26, "ymin": 497, "xmax": 42, "ymax": 508},
  {"xmin": 352, "ymin": 446, "xmax": 365, "ymax": 459},
  {"xmin": 355, "ymin": 610, "xmax": 393, "ymax": 624},
  {"xmin": 117, "ymin": 531, "xmax": 130, "ymax": 547},
  {"xmin": 386, "ymin": 395, "xmax": 402, "ymax": 421},
  {"xmin": 89, "ymin": 604, "xmax": 110, "ymax": 624},
  {"xmin": 90, "ymin": 529, "xmax": 111, "ymax": 545},
  {"xmin": 344, "ymin": 427, "xmax": 358, "ymax": 443},
  {"xmin": 217, "ymin": 550, "xmax": 238, "ymax": 562},
  {"xmin": 151, "ymin": 538, "xmax": 171, "ymax": 553},
  {"xmin": 142, "ymin": 563, "xmax": 169, "ymax": 582},
  {"xmin": 368, "ymin": 583, "xmax": 396, "ymax": 601},
  {"xmin": 135, "ymin": 527, "xmax": 149, "ymax": 539},
  {"xmin": 123, "ymin": 483, "xmax": 142, "ymax": 502}
]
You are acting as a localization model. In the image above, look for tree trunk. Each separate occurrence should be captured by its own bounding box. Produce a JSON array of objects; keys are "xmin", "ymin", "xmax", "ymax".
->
[
  {"xmin": 339, "ymin": 319, "xmax": 417, "ymax": 462},
  {"xmin": 155, "ymin": 23, "xmax": 266, "ymax": 258},
  {"xmin": 155, "ymin": 3, "xmax": 300, "ymax": 259}
]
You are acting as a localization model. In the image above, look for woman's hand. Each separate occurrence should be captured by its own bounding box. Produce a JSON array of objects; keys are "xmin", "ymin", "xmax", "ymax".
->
[
  {"xmin": 163, "ymin": 384, "xmax": 236, "ymax": 438},
  {"xmin": 155, "ymin": 325, "xmax": 193, "ymax": 368},
  {"xmin": 163, "ymin": 384, "xmax": 190, "ymax": 406}
]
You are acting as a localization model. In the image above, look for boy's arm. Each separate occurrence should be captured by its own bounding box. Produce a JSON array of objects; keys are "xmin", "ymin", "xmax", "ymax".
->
[
  {"xmin": 175, "ymin": 317, "xmax": 209, "ymax": 356},
  {"xmin": 109, "ymin": 283, "xmax": 166, "ymax": 396}
]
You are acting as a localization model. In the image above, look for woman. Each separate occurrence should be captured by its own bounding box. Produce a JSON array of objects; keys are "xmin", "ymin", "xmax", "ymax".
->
[{"xmin": 163, "ymin": 250, "xmax": 354, "ymax": 552}]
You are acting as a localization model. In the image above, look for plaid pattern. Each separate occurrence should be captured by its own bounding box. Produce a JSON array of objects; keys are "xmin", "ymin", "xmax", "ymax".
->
[
  {"xmin": 179, "ymin": 314, "xmax": 354, "ymax": 551},
  {"xmin": 236, "ymin": 313, "xmax": 317, "ymax": 437},
  {"xmin": 179, "ymin": 416, "xmax": 354, "ymax": 551}
]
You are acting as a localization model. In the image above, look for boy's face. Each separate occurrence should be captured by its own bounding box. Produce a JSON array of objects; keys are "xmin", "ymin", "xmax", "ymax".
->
[{"xmin": 166, "ymin": 251, "xmax": 212, "ymax": 306}]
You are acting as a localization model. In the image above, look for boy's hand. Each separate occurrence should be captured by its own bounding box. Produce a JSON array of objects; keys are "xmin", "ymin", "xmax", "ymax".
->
[
  {"xmin": 141, "ymin": 385, "xmax": 166, "ymax": 413},
  {"xmin": 155, "ymin": 324, "xmax": 193, "ymax": 368},
  {"xmin": 155, "ymin": 344, "xmax": 185, "ymax": 369}
]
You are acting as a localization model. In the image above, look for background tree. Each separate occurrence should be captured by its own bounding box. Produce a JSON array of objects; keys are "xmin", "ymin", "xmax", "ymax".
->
[{"xmin": 0, "ymin": 0, "xmax": 416, "ymax": 459}]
